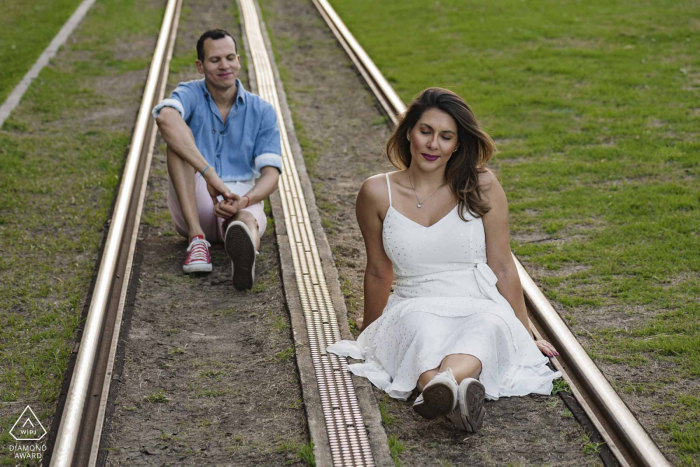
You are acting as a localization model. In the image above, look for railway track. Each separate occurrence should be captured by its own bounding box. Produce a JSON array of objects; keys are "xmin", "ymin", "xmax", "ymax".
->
[
  {"xmin": 48, "ymin": 0, "xmax": 183, "ymax": 465},
  {"xmin": 308, "ymin": 1, "xmax": 674, "ymax": 466},
  {"xmin": 46, "ymin": 0, "xmax": 672, "ymax": 466}
]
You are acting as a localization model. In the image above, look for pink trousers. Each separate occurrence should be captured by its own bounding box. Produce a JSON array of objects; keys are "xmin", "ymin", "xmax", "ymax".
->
[{"xmin": 167, "ymin": 173, "xmax": 267, "ymax": 243}]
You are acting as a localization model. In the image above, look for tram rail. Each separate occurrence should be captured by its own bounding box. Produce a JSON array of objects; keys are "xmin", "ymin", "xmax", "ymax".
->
[
  {"xmin": 45, "ymin": 0, "xmax": 673, "ymax": 465},
  {"xmin": 309, "ymin": 1, "xmax": 673, "ymax": 466},
  {"xmin": 48, "ymin": 0, "xmax": 183, "ymax": 465}
]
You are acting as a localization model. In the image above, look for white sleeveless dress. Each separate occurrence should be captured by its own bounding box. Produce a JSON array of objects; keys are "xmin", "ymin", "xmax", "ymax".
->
[{"xmin": 327, "ymin": 174, "xmax": 561, "ymax": 401}]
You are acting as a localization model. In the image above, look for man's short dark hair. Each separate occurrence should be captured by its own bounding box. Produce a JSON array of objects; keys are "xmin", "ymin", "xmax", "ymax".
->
[{"xmin": 196, "ymin": 29, "xmax": 238, "ymax": 62}]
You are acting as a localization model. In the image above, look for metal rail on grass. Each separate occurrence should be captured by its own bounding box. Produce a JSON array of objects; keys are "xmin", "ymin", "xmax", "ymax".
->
[
  {"xmin": 309, "ymin": 1, "xmax": 673, "ymax": 466},
  {"xmin": 49, "ymin": 0, "xmax": 182, "ymax": 465}
]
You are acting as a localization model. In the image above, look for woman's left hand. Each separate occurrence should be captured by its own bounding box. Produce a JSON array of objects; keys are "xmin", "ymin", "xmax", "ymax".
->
[{"xmin": 536, "ymin": 339, "xmax": 559, "ymax": 358}]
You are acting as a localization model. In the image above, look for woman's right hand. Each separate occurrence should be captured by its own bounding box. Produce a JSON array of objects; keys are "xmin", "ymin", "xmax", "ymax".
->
[
  {"xmin": 536, "ymin": 339, "xmax": 559, "ymax": 358},
  {"xmin": 355, "ymin": 317, "xmax": 364, "ymax": 332}
]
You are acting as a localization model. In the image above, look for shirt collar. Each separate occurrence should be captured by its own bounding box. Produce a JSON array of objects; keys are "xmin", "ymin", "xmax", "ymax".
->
[
  {"xmin": 235, "ymin": 79, "xmax": 247, "ymax": 104},
  {"xmin": 201, "ymin": 79, "xmax": 247, "ymax": 105}
]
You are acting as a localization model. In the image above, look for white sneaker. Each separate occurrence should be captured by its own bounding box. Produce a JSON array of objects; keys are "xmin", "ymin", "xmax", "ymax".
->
[
  {"xmin": 225, "ymin": 221, "xmax": 257, "ymax": 291},
  {"xmin": 447, "ymin": 377, "xmax": 486, "ymax": 432},
  {"xmin": 412, "ymin": 368, "xmax": 458, "ymax": 420}
]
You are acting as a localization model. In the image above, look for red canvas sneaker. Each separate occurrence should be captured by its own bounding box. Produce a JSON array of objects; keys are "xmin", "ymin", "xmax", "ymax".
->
[{"xmin": 183, "ymin": 235, "xmax": 212, "ymax": 273}]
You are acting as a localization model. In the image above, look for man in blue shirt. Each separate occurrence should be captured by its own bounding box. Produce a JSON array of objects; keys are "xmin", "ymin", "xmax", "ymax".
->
[{"xmin": 153, "ymin": 29, "xmax": 282, "ymax": 290}]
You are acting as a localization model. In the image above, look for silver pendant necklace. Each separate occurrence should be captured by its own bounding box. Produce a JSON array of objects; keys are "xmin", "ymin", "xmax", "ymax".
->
[{"xmin": 408, "ymin": 173, "xmax": 445, "ymax": 208}]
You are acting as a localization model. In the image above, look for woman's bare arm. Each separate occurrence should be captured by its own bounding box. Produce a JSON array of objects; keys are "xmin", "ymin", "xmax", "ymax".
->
[
  {"xmin": 356, "ymin": 175, "xmax": 394, "ymax": 331},
  {"xmin": 480, "ymin": 171, "xmax": 558, "ymax": 357}
]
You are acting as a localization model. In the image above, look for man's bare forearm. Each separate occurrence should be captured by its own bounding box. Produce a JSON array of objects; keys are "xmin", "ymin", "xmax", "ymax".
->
[
  {"xmin": 156, "ymin": 108, "xmax": 232, "ymax": 196},
  {"xmin": 243, "ymin": 166, "xmax": 280, "ymax": 204},
  {"xmin": 156, "ymin": 108, "xmax": 210, "ymax": 172}
]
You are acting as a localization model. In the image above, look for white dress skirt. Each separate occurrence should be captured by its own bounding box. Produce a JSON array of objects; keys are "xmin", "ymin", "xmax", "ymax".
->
[{"xmin": 327, "ymin": 174, "xmax": 561, "ymax": 401}]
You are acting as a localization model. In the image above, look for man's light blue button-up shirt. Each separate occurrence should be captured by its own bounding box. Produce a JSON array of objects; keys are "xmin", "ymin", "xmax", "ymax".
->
[{"xmin": 152, "ymin": 79, "xmax": 282, "ymax": 182}]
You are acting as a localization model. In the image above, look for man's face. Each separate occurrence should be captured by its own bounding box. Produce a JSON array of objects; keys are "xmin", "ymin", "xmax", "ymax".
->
[{"xmin": 196, "ymin": 37, "xmax": 240, "ymax": 91}]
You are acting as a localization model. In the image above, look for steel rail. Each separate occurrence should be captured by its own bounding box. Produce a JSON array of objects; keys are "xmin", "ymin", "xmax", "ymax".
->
[
  {"xmin": 49, "ymin": 1, "xmax": 182, "ymax": 465},
  {"xmin": 87, "ymin": 1, "xmax": 183, "ymax": 465},
  {"xmin": 309, "ymin": 1, "xmax": 672, "ymax": 466}
]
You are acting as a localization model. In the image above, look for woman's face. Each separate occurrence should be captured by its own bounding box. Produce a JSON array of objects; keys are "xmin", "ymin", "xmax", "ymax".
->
[{"xmin": 408, "ymin": 107, "xmax": 459, "ymax": 173}]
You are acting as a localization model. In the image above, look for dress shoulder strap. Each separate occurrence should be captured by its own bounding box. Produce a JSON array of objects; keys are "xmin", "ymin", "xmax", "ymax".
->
[{"xmin": 385, "ymin": 173, "xmax": 392, "ymax": 206}]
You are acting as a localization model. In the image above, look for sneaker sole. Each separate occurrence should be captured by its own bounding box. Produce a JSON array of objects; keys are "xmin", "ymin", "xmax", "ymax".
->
[
  {"xmin": 462, "ymin": 380, "xmax": 486, "ymax": 432},
  {"xmin": 413, "ymin": 382, "xmax": 456, "ymax": 420},
  {"xmin": 183, "ymin": 263, "xmax": 212, "ymax": 273},
  {"xmin": 225, "ymin": 223, "xmax": 256, "ymax": 291}
]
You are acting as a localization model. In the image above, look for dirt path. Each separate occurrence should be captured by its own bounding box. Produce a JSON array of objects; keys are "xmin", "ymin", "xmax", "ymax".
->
[
  {"xmin": 100, "ymin": 1, "xmax": 309, "ymax": 465},
  {"xmin": 257, "ymin": 0, "xmax": 607, "ymax": 465}
]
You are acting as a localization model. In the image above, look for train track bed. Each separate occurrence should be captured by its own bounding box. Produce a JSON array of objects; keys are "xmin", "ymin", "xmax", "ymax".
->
[
  {"xmin": 323, "ymin": 0, "xmax": 699, "ymax": 465},
  {"xmin": 256, "ymin": 0, "xmax": 609, "ymax": 464},
  {"xmin": 99, "ymin": 1, "xmax": 310, "ymax": 465},
  {"xmin": 0, "ymin": 0, "xmax": 164, "ymax": 463},
  {"xmin": 4, "ymin": 0, "xmax": 685, "ymax": 465}
]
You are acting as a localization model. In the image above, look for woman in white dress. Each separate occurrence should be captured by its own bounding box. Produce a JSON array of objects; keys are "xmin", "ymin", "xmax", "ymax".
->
[{"xmin": 327, "ymin": 87, "xmax": 561, "ymax": 432}]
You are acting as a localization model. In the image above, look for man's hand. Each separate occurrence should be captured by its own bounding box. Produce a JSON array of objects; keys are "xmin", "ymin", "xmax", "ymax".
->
[
  {"xmin": 205, "ymin": 174, "xmax": 238, "ymax": 206},
  {"xmin": 214, "ymin": 198, "xmax": 245, "ymax": 219}
]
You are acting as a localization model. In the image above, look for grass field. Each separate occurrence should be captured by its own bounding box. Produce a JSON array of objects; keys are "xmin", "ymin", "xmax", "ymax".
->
[
  {"xmin": 0, "ymin": 0, "xmax": 87, "ymax": 104},
  {"xmin": 0, "ymin": 0, "xmax": 163, "ymax": 463},
  {"xmin": 328, "ymin": 0, "xmax": 699, "ymax": 464}
]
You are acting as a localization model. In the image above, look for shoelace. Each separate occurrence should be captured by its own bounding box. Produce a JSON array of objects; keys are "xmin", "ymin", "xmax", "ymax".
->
[{"xmin": 187, "ymin": 239, "xmax": 211, "ymax": 262}]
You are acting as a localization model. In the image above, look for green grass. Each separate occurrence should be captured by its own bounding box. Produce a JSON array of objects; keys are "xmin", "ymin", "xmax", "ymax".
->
[
  {"xmin": 273, "ymin": 315, "xmax": 289, "ymax": 332},
  {"xmin": 552, "ymin": 378, "xmax": 571, "ymax": 395},
  {"xmin": 0, "ymin": 2, "xmax": 163, "ymax": 462},
  {"xmin": 168, "ymin": 346, "xmax": 185, "ymax": 356},
  {"xmin": 298, "ymin": 441, "xmax": 315, "ymax": 466},
  {"xmin": 660, "ymin": 393, "xmax": 700, "ymax": 459},
  {"xmin": 275, "ymin": 347, "xmax": 295, "ymax": 363},
  {"xmin": 328, "ymin": 0, "xmax": 699, "ymax": 463},
  {"xmin": 145, "ymin": 390, "xmax": 169, "ymax": 403},
  {"xmin": 339, "ymin": 274, "xmax": 359, "ymax": 314},
  {"xmin": 582, "ymin": 433, "xmax": 604, "ymax": 456},
  {"xmin": 388, "ymin": 434, "xmax": 405, "ymax": 467},
  {"xmin": 251, "ymin": 269, "xmax": 278, "ymax": 293},
  {"xmin": 276, "ymin": 440, "xmax": 315, "ymax": 466},
  {"xmin": 0, "ymin": 0, "xmax": 87, "ymax": 104},
  {"xmin": 378, "ymin": 396, "xmax": 395, "ymax": 427}
]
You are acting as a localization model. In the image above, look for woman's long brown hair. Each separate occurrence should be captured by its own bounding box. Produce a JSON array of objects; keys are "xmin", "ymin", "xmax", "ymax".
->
[{"xmin": 386, "ymin": 87, "xmax": 496, "ymax": 221}]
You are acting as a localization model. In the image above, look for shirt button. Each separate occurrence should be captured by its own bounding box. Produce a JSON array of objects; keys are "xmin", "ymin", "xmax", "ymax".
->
[{"xmin": 212, "ymin": 129, "xmax": 217, "ymax": 133}]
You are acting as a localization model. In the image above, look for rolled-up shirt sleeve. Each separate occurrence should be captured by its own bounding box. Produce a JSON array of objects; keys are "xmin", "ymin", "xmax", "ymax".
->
[
  {"xmin": 152, "ymin": 84, "xmax": 196, "ymax": 121},
  {"xmin": 253, "ymin": 105, "xmax": 283, "ymax": 174}
]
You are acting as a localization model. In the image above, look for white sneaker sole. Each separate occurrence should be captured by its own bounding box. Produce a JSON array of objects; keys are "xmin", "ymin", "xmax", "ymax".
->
[
  {"xmin": 183, "ymin": 262, "xmax": 212, "ymax": 273},
  {"xmin": 448, "ymin": 378, "xmax": 486, "ymax": 432},
  {"xmin": 413, "ymin": 375, "xmax": 458, "ymax": 420},
  {"xmin": 225, "ymin": 221, "xmax": 256, "ymax": 291}
]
